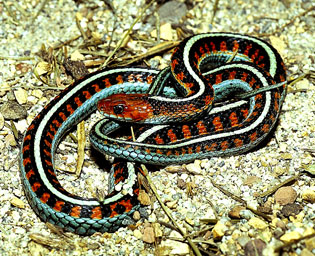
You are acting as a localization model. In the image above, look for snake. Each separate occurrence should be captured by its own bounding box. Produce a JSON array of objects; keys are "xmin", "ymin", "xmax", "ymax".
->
[{"xmin": 20, "ymin": 32, "xmax": 287, "ymax": 235}]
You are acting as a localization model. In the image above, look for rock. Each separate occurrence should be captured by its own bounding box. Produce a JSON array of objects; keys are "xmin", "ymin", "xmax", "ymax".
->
[
  {"xmin": 212, "ymin": 221, "xmax": 228, "ymax": 240},
  {"xmin": 302, "ymin": 188, "xmax": 315, "ymax": 203},
  {"xmin": 133, "ymin": 211, "xmax": 141, "ymax": 221},
  {"xmin": 281, "ymin": 203, "xmax": 303, "ymax": 217},
  {"xmin": 10, "ymin": 197, "xmax": 25, "ymax": 208},
  {"xmin": 274, "ymin": 186, "xmax": 297, "ymax": 205},
  {"xmin": 137, "ymin": 190, "xmax": 151, "ymax": 205},
  {"xmin": 160, "ymin": 239, "xmax": 190, "ymax": 256},
  {"xmin": 157, "ymin": 0, "xmax": 187, "ymax": 24},
  {"xmin": 150, "ymin": 23, "xmax": 174, "ymax": 41},
  {"xmin": 0, "ymin": 101, "xmax": 27, "ymax": 120},
  {"xmin": 228, "ymin": 205, "xmax": 246, "ymax": 219},
  {"xmin": 133, "ymin": 229, "xmax": 142, "ymax": 239},
  {"xmin": 305, "ymin": 236, "xmax": 315, "ymax": 251},
  {"xmin": 142, "ymin": 226, "xmax": 155, "ymax": 244},
  {"xmin": 248, "ymin": 217, "xmax": 268, "ymax": 230},
  {"xmin": 244, "ymin": 239, "xmax": 266, "ymax": 256},
  {"xmin": 301, "ymin": 248, "xmax": 314, "ymax": 256},
  {"xmin": 14, "ymin": 88, "xmax": 28, "ymax": 104},
  {"xmin": 280, "ymin": 231, "xmax": 302, "ymax": 243}
]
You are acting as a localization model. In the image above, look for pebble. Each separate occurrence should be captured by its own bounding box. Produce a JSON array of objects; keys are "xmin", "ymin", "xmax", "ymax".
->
[
  {"xmin": 133, "ymin": 229, "xmax": 142, "ymax": 240},
  {"xmin": 281, "ymin": 203, "xmax": 303, "ymax": 217},
  {"xmin": 248, "ymin": 217, "xmax": 268, "ymax": 230},
  {"xmin": 0, "ymin": 101, "xmax": 27, "ymax": 120},
  {"xmin": 244, "ymin": 239, "xmax": 266, "ymax": 256},
  {"xmin": 212, "ymin": 221, "xmax": 228, "ymax": 240},
  {"xmin": 10, "ymin": 196, "xmax": 25, "ymax": 209},
  {"xmin": 0, "ymin": 113, "xmax": 4, "ymax": 130},
  {"xmin": 228, "ymin": 205, "xmax": 246, "ymax": 219},
  {"xmin": 150, "ymin": 23, "xmax": 174, "ymax": 41},
  {"xmin": 142, "ymin": 226, "xmax": 155, "ymax": 244},
  {"xmin": 14, "ymin": 88, "xmax": 28, "ymax": 104},
  {"xmin": 305, "ymin": 236, "xmax": 315, "ymax": 251},
  {"xmin": 274, "ymin": 186, "xmax": 297, "ymax": 205},
  {"xmin": 280, "ymin": 231, "xmax": 302, "ymax": 243},
  {"xmin": 302, "ymin": 188, "xmax": 315, "ymax": 203}
]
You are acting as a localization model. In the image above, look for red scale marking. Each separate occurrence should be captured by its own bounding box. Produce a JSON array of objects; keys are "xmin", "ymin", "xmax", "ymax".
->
[
  {"xmin": 220, "ymin": 41, "xmax": 227, "ymax": 51},
  {"xmin": 221, "ymin": 141, "xmax": 229, "ymax": 151},
  {"xmin": 23, "ymin": 158, "xmax": 31, "ymax": 167},
  {"xmin": 210, "ymin": 42, "xmax": 216, "ymax": 52},
  {"xmin": 249, "ymin": 77, "xmax": 256, "ymax": 86},
  {"xmin": 91, "ymin": 206, "xmax": 102, "ymax": 219},
  {"xmin": 103, "ymin": 78, "xmax": 112, "ymax": 87},
  {"xmin": 182, "ymin": 125, "xmax": 191, "ymax": 139},
  {"xmin": 261, "ymin": 123, "xmax": 270, "ymax": 133},
  {"xmin": 116, "ymin": 75, "xmax": 123, "ymax": 84},
  {"xmin": 213, "ymin": 116, "xmax": 223, "ymax": 131},
  {"xmin": 229, "ymin": 112, "xmax": 239, "ymax": 127},
  {"xmin": 45, "ymin": 159, "xmax": 53, "ymax": 167},
  {"xmin": 92, "ymin": 84, "xmax": 101, "ymax": 92},
  {"xmin": 43, "ymin": 148, "xmax": 52, "ymax": 158},
  {"xmin": 47, "ymin": 168, "xmax": 57, "ymax": 177},
  {"xmin": 49, "ymin": 124, "xmax": 57, "ymax": 135},
  {"xmin": 196, "ymin": 120, "xmax": 207, "ymax": 135},
  {"xmin": 229, "ymin": 70, "xmax": 236, "ymax": 80},
  {"xmin": 241, "ymin": 72, "xmax": 249, "ymax": 81},
  {"xmin": 135, "ymin": 74, "xmax": 143, "ymax": 82},
  {"xmin": 83, "ymin": 91, "xmax": 92, "ymax": 99},
  {"xmin": 232, "ymin": 40, "xmax": 239, "ymax": 52},
  {"xmin": 215, "ymin": 73, "xmax": 223, "ymax": 84},
  {"xmin": 154, "ymin": 135, "xmax": 164, "ymax": 144},
  {"xmin": 70, "ymin": 206, "xmax": 82, "ymax": 218},
  {"xmin": 188, "ymin": 147, "xmax": 193, "ymax": 154},
  {"xmin": 244, "ymin": 44, "xmax": 252, "ymax": 56},
  {"xmin": 32, "ymin": 182, "xmax": 41, "ymax": 192},
  {"xmin": 167, "ymin": 129, "xmax": 177, "ymax": 142},
  {"xmin": 194, "ymin": 51, "xmax": 200, "ymax": 62},
  {"xmin": 66, "ymin": 104, "xmax": 74, "ymax": 115},
  {"xmin": 52, "ymin": 119, "xmax": 61, "ymax": 128},
  {"xmin": 26, "ymin": 169, "xmax": 35, "ymax": 180},
  {"xmin": 234, "ymin": 138, "xmax": 243, "ymax": 147},
  {"xmin": 74, "ymin": 97, "xmax": 82, "ymax": 107},
  {"xmin": 22, "ymin": 144, "xmax": 30, "ymax": 154},
  {"xmin": 241, "ymin": 109, "xmax": 249, "ymax": 118},
  {"xmin": 156, "ymin": 149, "xmax": 163, "ymax": 155},
  {"xmin": 118, "ymin": 199, "xmax": 133, "ymax": 212},
  {"xmin": 40, "ymin": 192, "xmax": 50, "ymax": 203},
  {"xmin": 128, "ymin": 74, "xmax": 135, "ymax": 82},
  {"xmin": 196, "ymin": 145, "xmax": 201, "ymax": 153},
  {"xmin": 53, "ymin": 201, "xmax": 65, "ymax": 212},
  {"xmin": 59, "ymin": 112, "xmax": 67, "ymax": 121},
  {"xmin": 251, "ymin": 49, "xmax": 259, "ymax": 61},
  {"xmin": 250, "ymin": 132, "xmax": 257, "ymax": 142},
  {"xmin": 44, "ymin": 139, "xmax": 52, "ymax": 148},
  {"xmin": 147, "ymin": 75, "xmax": 153, "ymax": 84},
  {"xmin": 24, "ymin": 134, "xmax": 32, "ymax": 142},
  {"xmin": 204, "ymin": 43, "xmax": 210, "ymax": 53},
  {"xmin": 176, "ymin": 72, "xmax": 186, "ymax": 81},
  {"xmin": 205, "ymin": 143, "xmax": 217, "ymax": 151}
]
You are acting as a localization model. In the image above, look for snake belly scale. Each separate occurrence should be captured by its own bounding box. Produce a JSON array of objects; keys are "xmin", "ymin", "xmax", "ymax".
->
[{"xmin": 20, "ymin": 33, "xmax": 287, "ymax": 235}]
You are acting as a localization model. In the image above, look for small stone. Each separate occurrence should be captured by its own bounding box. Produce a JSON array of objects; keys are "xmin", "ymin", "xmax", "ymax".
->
[
  {"xmin": 152, "ymin": 223, "xmax": 163, "ymax": 238},
  {"xmin": 166, "ymin": 200, "xmax": 177, "ymax": 209},
  {"xmin": 280, "ymin": 153, "xmax": 293, "ymax": 160},
  {"xmin": 248, "ymin": 217, "xmax": 268, "ymax": 230},
  {"xmin": 280, "ymin": 231, "xmax": 302, "ymax": 243},
  {"xmin": 301, "ymin": 248, "xmax": 314, "ymax": 256},
  {"xmin": 305, "ymin": 236, "xmax": 315, "ymax": 251},
  {"xmin": 0, "ymin": 112, "xmax": 4, "ymax": 130},
  {"xmin": 157, "ymin": 0, "xmax": 187, "ymax": 24},
  {"xmin": 160, "ymin": 239, "xmax": 190, "ymax": 256},
  {"xmin": 133, "ymin": 211, "xmax": 141, "ymax": 221},
  {"xmin": 151, "ymin": 23, "xmax": 174, "ymax": 41},
  {"xmin": 177, "ymin": 178, "xmax": 186, "ymax": 189},
  {"xmin": 244, "ymin": 239, "xmax": 266, "ymax": 256},
  {"xmin": 142, "ymin": 226, "xmax": 155, "ymax": 244},
  {"xmin": 0, "ymin": 101, "xmax": 27, "ymax": 120},
  {"xmin": 34, "ymin": 61, "xmax": 52, "ymax": 76},
  {"xmin": 185, "ymin": 161, "xmax": 201, "ymax": 174},
  {"xmin": 71, "ymin": 50, "xmax": 85, "ymax": 61},
  {"xmin": 229, "ymin": 205, "xmax": 246, "ymax": 219},
  {"xmin": 243, "ymin": 176, "xmax": 261, "ymax": 186},
  {"xmin": 14, "ymin": 88, "xmax": 28, "ymax": 104},
  {"xmin": 212, "ymin": 221, "xmax": 227, "ymax": 240},
  {"xmin": 274, "ymin": 186, "xmax": 297, "ymax": 205},
  {"xmin": 31, "ymin": 89, "xmax": 44, "ymax": 99},
  {"xmin": 5, "ymin": 134, "xmax": 17, "ymax": 147},
  {"xmin": 137, "ymin": 190, "xmax": 151, "ymax": 205},
  {"xmin": 302, "ymin": 188, "xmax": 315, "ymax": 203},
  {"xmin": 304, "ymin": 164, "xmax": 315, "ymax": 175},
  {"xmin": 281, "ymin": 203, "xmax": 302, "ymax": 217},
  {"xmin": 133, "ymin": 229, "xmax": 142, "ymax": 239},
  {"xmin": 295, "ymin": 79, "xmax": 310, "ymax": 90},
  {"xmin": 269, "ymin": 36, "xmax": 287, "ymax": 55},
  {"xmin": 10, "ymin": 197, "xmax": 25, "ymax": 208}
]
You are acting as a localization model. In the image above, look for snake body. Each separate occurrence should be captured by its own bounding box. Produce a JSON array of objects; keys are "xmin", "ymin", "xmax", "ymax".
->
[{"xmin": 20, "ymin": 33, "xmax": 286, "ymax": 235}]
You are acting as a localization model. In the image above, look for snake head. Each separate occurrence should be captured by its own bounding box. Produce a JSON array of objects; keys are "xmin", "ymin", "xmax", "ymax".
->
[{"xmin": 97, "ymin": 94, "xmax": 153, "ymax": 122}]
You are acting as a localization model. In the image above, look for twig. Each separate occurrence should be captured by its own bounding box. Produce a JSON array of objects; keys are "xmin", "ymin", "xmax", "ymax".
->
[
  {"xmin": 210, "ymin": 0, "xmax": 220, "ymax": 24},
  {"xmin": 31, "ymin": 0, "xmax": 50, "ymax": 24},
  {"xmin": 258, "ymin": 174, "xmax": 300, "ymax": 198},
  {"xmin": 101, "ymin": 0, "xmax": 155, "ymax": 68}
]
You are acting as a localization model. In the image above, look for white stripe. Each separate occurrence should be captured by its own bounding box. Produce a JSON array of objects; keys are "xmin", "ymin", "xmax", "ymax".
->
[{"xmin": 34, "ymin": 68, "xmax": 158, "ymax": 206}]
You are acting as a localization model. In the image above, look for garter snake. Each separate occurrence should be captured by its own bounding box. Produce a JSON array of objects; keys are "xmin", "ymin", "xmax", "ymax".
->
[{"xmin": 20, "ymin": 32, "xmax": 287, "ymax": 235}]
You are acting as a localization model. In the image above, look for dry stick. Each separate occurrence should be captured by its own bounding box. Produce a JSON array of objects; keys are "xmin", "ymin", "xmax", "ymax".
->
[
  {"xmin": 258, "ymin": 6, "xmax": 315, "ymax": 36},
  {"xmin": 101, "ymin": 0, "xmax": 155, "ymax": 68},
  {"xmin": 129, "ymin": 127, "xmax": 202, "ymax": 256},
  {"xmin": 210, "ymin": 0, "xmax": 220, "ymax": 24},
  {"xmin": 274, "ymin": 232, "xmax": 315, "ymax": 253},
  {"xmin": 259, "ymin": 174, "xmax": 300, "ymax": 198},
  {"xmin": 31, "ymin": 0, "xmax": 50, "ymax": 24}
]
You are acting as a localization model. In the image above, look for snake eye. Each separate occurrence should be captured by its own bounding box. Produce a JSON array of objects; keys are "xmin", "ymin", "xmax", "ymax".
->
[{"xmin": 113, "ymin": 104, "xmax": 125, "ymax": 115}]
